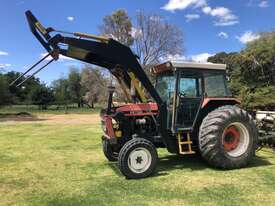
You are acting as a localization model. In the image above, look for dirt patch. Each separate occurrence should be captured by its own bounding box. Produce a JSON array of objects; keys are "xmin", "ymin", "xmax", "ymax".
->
[{"xmin": 0, "ymin": 114, "xmax": 100, "ymax": 125}]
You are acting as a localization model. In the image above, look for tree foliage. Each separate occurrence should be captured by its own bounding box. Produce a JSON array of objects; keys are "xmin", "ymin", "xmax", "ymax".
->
[
  {"xmin": 208, "ymin": 31, "xmax": 275, "ymax": 110},
  {"xmin": 68, "ymin": 68, "xmax": 83, "ymax": 107},
  {"xmin": 80, "ymin": 66, "xmax": 108, "ymax": 108},
  {"xmin": 99, "ymin": 9, "xmax": 134, "ymax": 46},
  {"xmin": 0, "ymin": 74, "xmax": 12, "ymax": 106},
  {"xmin": 31, "ymin": 85, "xmax": 54, "ymax": 109},
  {"xmin": 52, "ymin": 78, "xmax": 70, "ymax": 105}
]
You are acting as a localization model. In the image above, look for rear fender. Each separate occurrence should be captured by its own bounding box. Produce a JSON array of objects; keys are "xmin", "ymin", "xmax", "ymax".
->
[{"xmin": 201, "ymin": 97, "xmax": 240, "ymax": 109}]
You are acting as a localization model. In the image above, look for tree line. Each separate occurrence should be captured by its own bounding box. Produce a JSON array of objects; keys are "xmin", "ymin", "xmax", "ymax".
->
[{"xmin": 0, "ymin": 66, "xmax": 108, "ymax": 109}]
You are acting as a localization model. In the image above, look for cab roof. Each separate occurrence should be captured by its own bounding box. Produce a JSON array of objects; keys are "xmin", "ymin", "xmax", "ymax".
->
[{"xmin": 152, "ymin": 61, "xmax": 227, "ymax": 74}]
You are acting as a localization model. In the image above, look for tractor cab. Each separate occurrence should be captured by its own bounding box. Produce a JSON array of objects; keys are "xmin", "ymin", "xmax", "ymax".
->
[{"xmin": 153, "ymin": 61, "xmax": 231, "ymax": 132}]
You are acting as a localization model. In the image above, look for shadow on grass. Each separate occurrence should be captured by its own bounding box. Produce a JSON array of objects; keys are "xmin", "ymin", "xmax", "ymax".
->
[
  {"xmin": 106, "ymin": 154, "xmax": 208, "ymax": 178},
  {"xmin": 0, "ymin": 112, "xmax": 48, "ymax": 122},
  {"xmin": 106, "ymin": 153, "xmax": 273, "ymax": 178},
  {"xmin": 247, "ymin": 155, "xmax": 273, "ymax": 168},
  {"xmin": 155, "ymin": 154, "xmax": 273, "ymax": 177},
  {"xmin": 155, "ymin": 154, "xmax": 208, "ymax": 176},
  {"xmin": 107, "ymin": 162, "xmax": 123, "ymax": 177}
]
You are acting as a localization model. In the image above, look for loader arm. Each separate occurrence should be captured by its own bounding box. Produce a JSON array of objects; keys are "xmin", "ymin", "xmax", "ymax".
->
[
  {"xmin": 25, "ymin": 10, "xmax": 162, "ymax": 105},
  {"xmin": 21, "ymin": 11, "xmax": 174, "ymax": 151}
]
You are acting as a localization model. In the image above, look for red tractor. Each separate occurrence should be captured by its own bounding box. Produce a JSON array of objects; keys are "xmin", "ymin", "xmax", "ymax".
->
[{"xmin": 14, "ymin": 11, "xmax": 258, "ymax": 179}]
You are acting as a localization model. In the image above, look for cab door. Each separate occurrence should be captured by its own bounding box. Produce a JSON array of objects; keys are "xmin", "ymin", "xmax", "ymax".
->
[{"xmin": 175, "ymin": 71, "xmax": 203, "ymax": 129}]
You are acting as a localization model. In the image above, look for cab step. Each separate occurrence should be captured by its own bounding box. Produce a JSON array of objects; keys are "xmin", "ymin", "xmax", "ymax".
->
[{"xmin": 177, "ymin": 132, "xmax": 195, "ymax": 155}]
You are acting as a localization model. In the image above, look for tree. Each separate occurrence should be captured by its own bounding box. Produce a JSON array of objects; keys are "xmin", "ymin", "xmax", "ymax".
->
[
  {"xmin": 4, "ymin": 71, "xmax": 43, "ymax": 104},
  {"xmin": 0, "ymin": 74, "xmax": 12, "ymax": 106},
  {"xmin": 133, "ymin": 11, "xmax": 184, "ymax": 66},
  {"xmin": 81, "ymin": 66, "xmax": 108, "ymax": 108},
  {"xmin": 52, "ymin": 78, "xmax": 70, "ymax": 107},
  {"xmin": 243, "ymin": 31, "xmax": 275, "ymax": 85},
  {"xmin": 99, "ymin": 9, "xmax": 134, "ymax": 46},
  {"xmin": 68, "ymin": 68, "xmax": 83, "ymax": 107},
  {"xmin": 208, "ymin": 31, "xmax": 275, "ymax": 110},
  {"xmin": 31, "ymin": 85, "xmax": 54, "ymax": 109}
]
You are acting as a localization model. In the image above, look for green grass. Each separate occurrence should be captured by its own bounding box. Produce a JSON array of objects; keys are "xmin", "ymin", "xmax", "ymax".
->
[
  {"xmin": 0, "ymin": 115, "xmax": 274, "ymax": 206},
  {"xmin": 0, "ymin": 105, "xmax": 101, "ymax": 115}
]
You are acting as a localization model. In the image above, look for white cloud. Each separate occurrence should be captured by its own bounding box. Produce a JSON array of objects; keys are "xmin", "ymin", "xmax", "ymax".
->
[
  {"xmin": 161, "ymin": 0, "xmax": 206, "ymax": 12},
  {"xmin": 164, "ymin": 54, "xmax": 187, "ymax": 61},
  {"xmin": 215, "ymin": 20, "xmax": 239, "ymax": 26},
  {"xmin": 202, "ymin": 6, "xmax": 239, "ymax": 26},
  {"xmin": 202, "ymin": 6, "xmax": 211, "ymax": 14},
  {"xmin": 236, "ymin": 31, "xmax": 261, "ymax": 44},
  {"xmin": 0, "ymin": 63, "xmax": 11, "ymax": 68},
  {"xmin": 162, "ymin": 0, "xmax": 239, "ymax": 26},
  {"xmin": 0, "ymin": 51, "xmax": 8, "ymax": 56},
  {"xmin": 191, "ymin": 53, "xmax": 214, "ymax": 62},
  {"xmin": 185, "ymin": 14, "xmax": 200, "ymax": 22},
  {"xmin": 218, "ymin": 32, "xmax": 229, "ymax": 39},
  {"xmin": 163, "ymin": 52, "xmax": 214, "ymax": 63},
  {"xmin": 41, "ymin": 53, "xmax": 73, "ymax": 61},
  {"xmin": 67, "ymin": 16, "xmax": 74, "ymax": 21},
  {"xmin": 259, "ymin": 1, "xmax": 269, "ymax": 8}
]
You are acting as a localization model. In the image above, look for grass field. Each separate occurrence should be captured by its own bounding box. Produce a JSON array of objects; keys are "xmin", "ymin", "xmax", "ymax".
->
[{"xmin": 0, "ymin": 113, "xmax": 275, "ymax": 206}]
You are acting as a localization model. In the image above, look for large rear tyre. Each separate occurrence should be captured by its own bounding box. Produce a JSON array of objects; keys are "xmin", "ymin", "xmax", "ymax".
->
[
  {"xmin": 102, "ymin": 139, "xmax": 118, "ymax": 162},
  {"xmin": 199, "ymin": 105, "xmax": 258, "ymax": 169},
  {"xmin": 118, "ymin": 138, "xmax": 158, "ymax": 179}
]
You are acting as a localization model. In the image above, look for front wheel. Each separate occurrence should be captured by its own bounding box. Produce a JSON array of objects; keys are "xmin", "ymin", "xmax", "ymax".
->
[
  {"xmin": 102, "ymin": 139, "xmax": 118, "ymax": 162},
  {"xmin": 199, "ymin": 105, "xmax": 258, "ymax": 169},
  {"xmin": 118, "ymin": 138, "xmax": 158, "ymax": 179}
]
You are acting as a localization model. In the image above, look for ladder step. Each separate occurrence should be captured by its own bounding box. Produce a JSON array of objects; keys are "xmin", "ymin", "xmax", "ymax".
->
[
  {"xmin": 179, "ymin": 141, "xmax": 193, "ymax": 144},
  {"xmin": 180, "ymin": 151, "xmax": 195, "ymax": 155},
  {"xmin": 177, "ymin": 132, "xmax": 195, "ymax": 155}
]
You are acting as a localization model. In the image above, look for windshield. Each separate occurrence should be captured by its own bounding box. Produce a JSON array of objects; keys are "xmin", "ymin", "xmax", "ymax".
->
[
  {"xmin": 155, "ymin": 70, "xmax": 231, "ymax": 103},
  {"xmin": 204, "ymin": 72, "xmax": 231, "ymax": 97},
  {"xmin": 155, "ymin": 72, "xmax": 175, "ymax": 102}
]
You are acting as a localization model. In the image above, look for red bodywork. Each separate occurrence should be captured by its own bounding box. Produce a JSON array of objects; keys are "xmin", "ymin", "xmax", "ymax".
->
[
  {"xmin": 102, "ymin": 103, "xmax": 158, "ymax": 141},
  {"xmin": 116, "ymin": 102, "xmax": 158, "ymax": 116},
  {"xmin": 202, "ymin": 97, "xmax": 240, "ymax": 108},
  {"xmin": 102, "ymin": 98, "xmax": 240, "ymax": 141}
]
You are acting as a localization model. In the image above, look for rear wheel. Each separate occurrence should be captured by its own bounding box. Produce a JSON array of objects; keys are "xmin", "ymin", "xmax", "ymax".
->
[
  {"xmin": 199, "ymin": 105, "xmax": 258, "ymax": 169},
  {"xmin": 102, "ymin": 139, "xmax": 118, "ymax": 162},
  {"xmin": 118, "ymin": 138, "xmax": 158, "ymax": 179}
]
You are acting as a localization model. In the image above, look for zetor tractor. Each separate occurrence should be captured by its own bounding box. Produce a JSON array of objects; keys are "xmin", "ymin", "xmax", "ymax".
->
[{"xmin": 14, "ymin": 11, "xmax": 258, "ymax": 179}]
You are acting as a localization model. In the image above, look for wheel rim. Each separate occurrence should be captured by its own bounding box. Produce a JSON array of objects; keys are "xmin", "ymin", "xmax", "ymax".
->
[
  {"xmin": 128, "ymin": 147, "xmax": 152, "ymax": 174},
  {"xmin": 222, "ymin": 122, "xmax": 250, "ymax": 157}
]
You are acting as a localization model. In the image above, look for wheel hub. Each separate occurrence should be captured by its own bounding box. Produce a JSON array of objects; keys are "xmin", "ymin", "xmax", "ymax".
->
[
  {"xmin": 136, "ymin": 156, "xmax": 143, "ymax": 164},
  {"xmin": 222, "ymin": 122, "xmax": 250, "ymax": 157},
  {"xmin": 223, "ymin": 126, "xmax": 240, "ymax": 151},
  {"xmin": 128, "ymin": 147, "xmax": 152, "ymax": 173}
]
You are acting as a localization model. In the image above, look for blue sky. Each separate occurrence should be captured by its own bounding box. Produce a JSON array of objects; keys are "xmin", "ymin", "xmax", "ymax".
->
[{"xmin": 0, "ymin": 0, "xmax": 274, "ymax": 85}]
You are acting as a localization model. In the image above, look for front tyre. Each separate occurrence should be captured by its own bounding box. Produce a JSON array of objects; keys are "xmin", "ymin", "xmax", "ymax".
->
[
  {"xmin": 102, "ymin": 139, "xmax": 118, "ymax": 162},
  {"xmin": 199, "ymin": 105, "xmax": 258, "ymax": 169},
  {"xmin": 118, "ymin": 138, "xmax": 158, "ymax": 179}
]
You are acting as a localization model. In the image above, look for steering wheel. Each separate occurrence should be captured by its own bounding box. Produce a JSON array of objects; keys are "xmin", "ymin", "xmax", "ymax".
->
[{"xmin": 179, "ymin": 91, "xmax": 186, "ymax": 98}]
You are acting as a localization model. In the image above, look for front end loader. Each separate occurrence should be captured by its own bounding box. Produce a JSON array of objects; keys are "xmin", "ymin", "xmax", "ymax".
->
[{"xmin": 12, "ymin": 11, "xmax": 266, "ymax": 179}]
